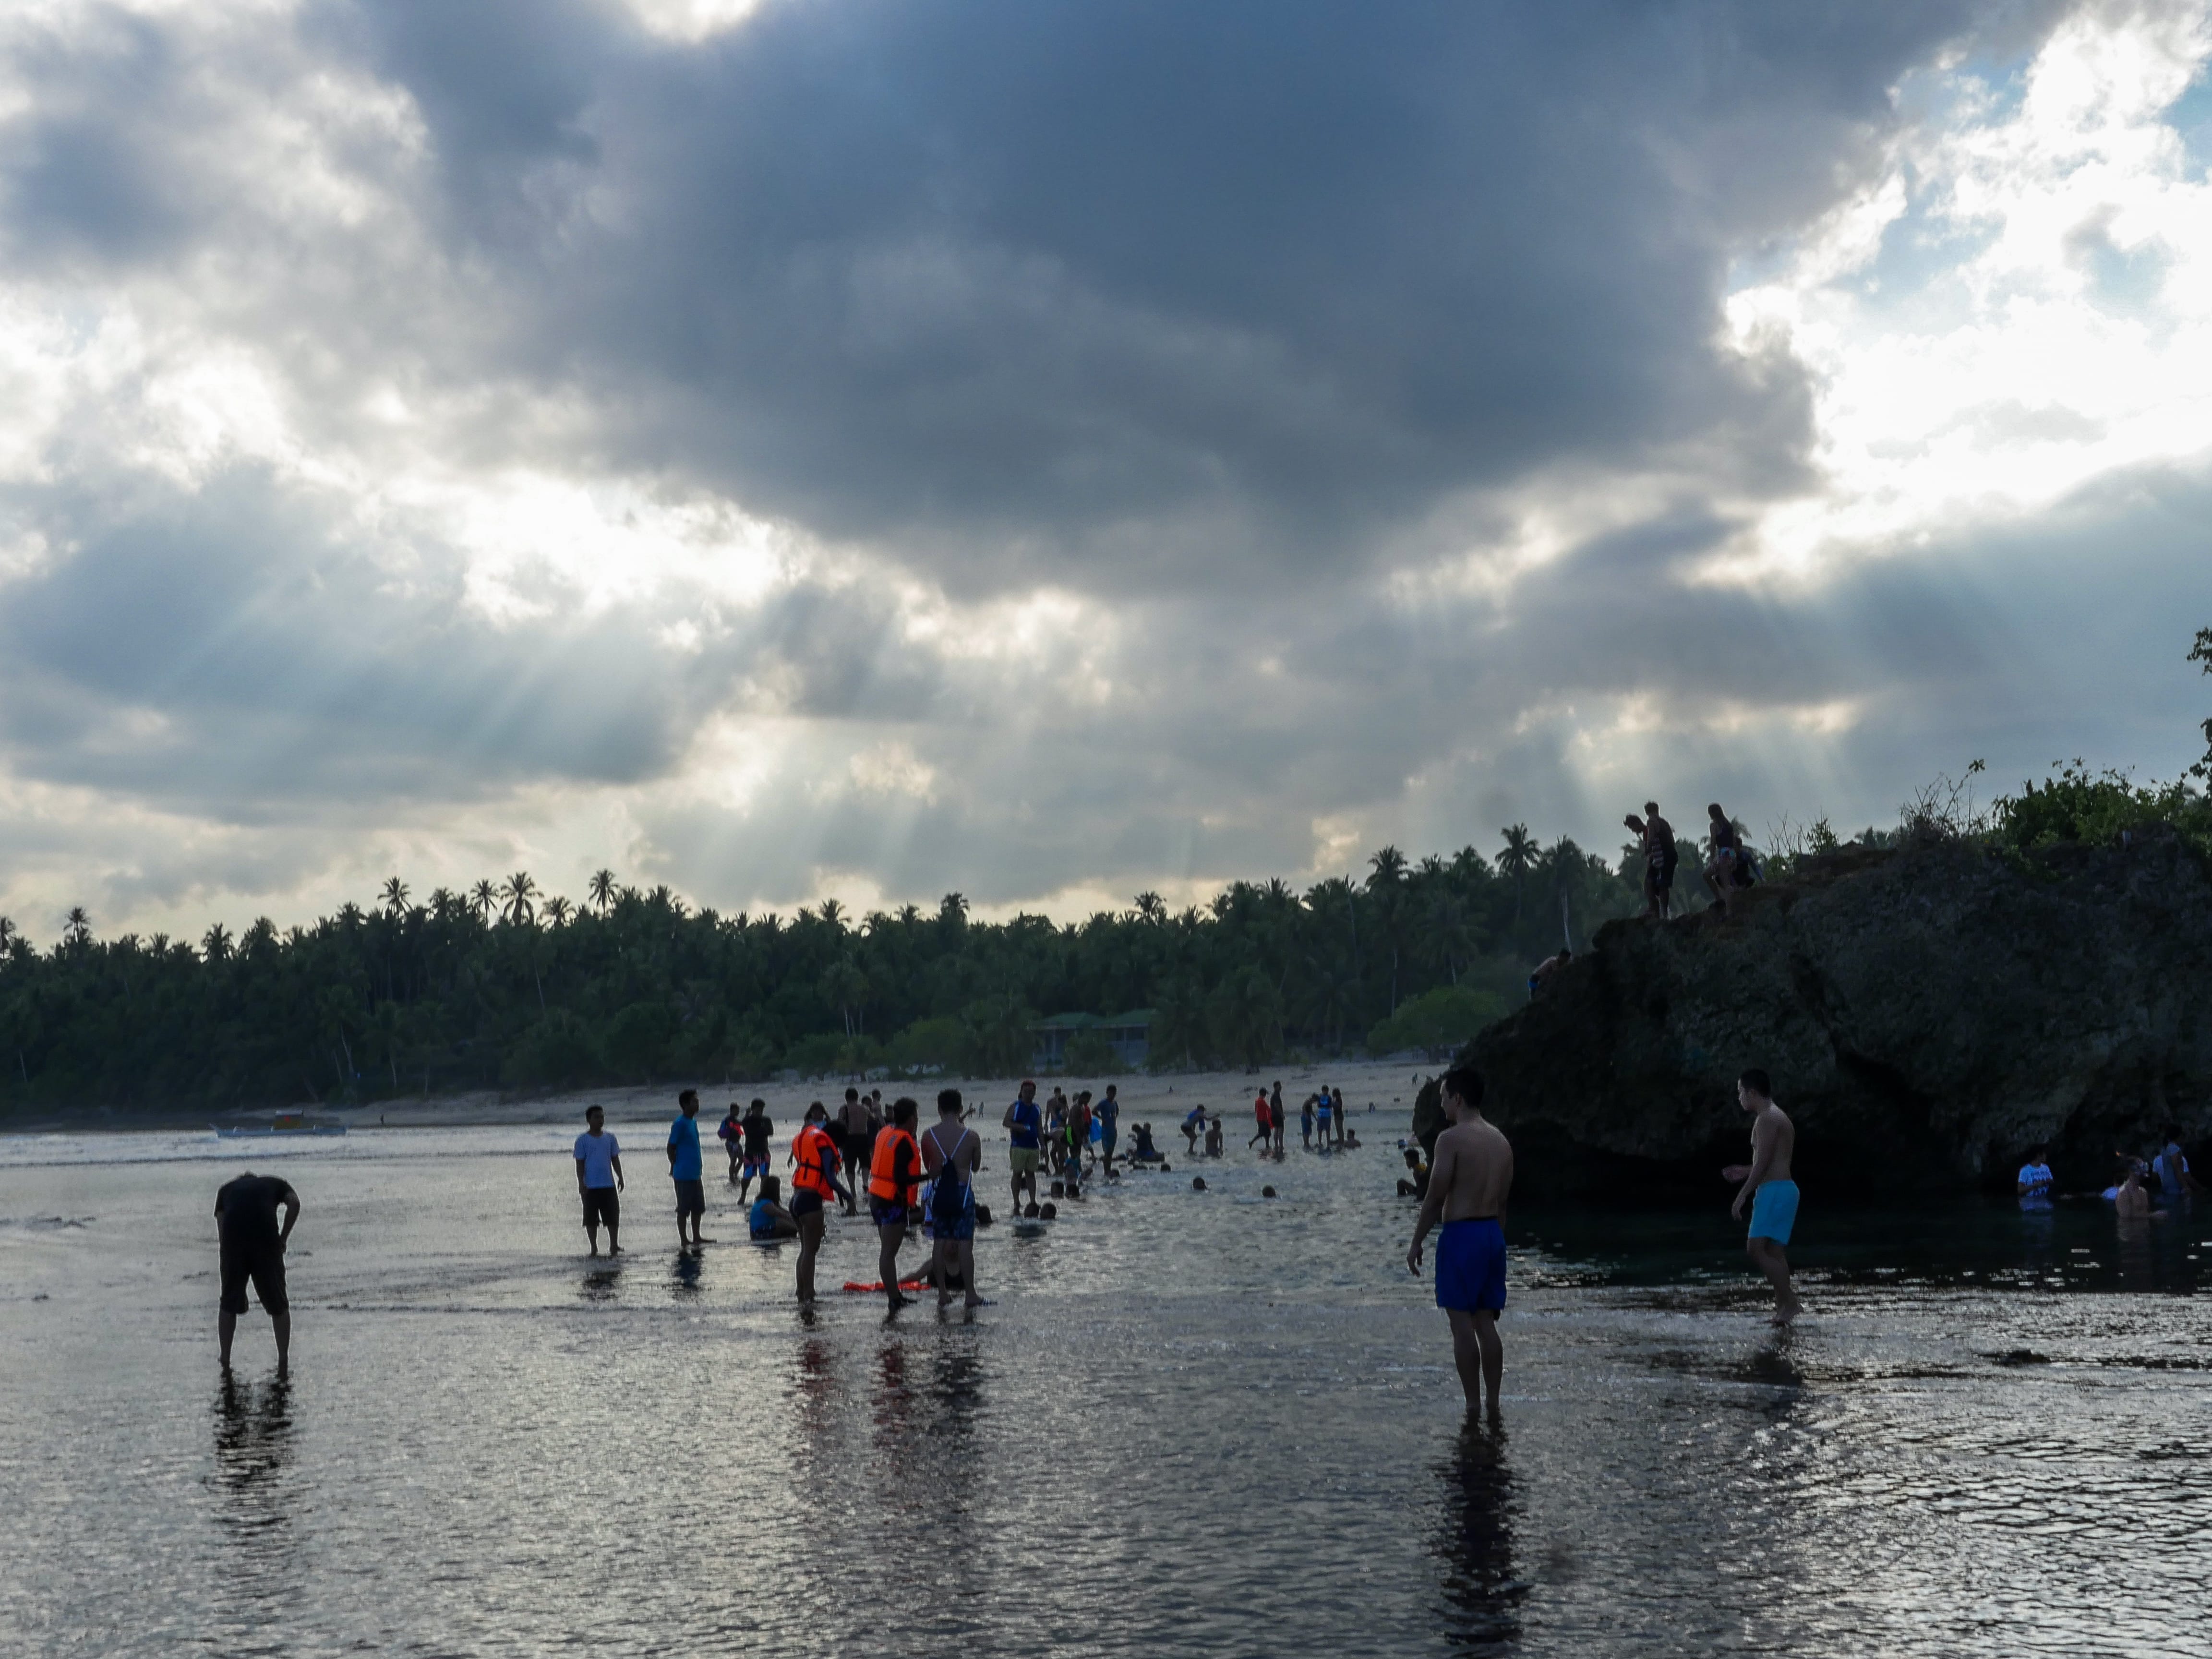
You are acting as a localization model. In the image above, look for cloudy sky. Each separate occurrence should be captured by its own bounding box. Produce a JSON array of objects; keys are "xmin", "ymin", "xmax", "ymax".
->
[{"xmin": 2, "ymin": 0, "xmax": 2209, "ymax": 942}]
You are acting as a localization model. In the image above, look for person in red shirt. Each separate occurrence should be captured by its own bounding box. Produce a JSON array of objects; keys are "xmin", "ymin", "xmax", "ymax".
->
[{"xmin": 1250, "ymin": 1091, "xmax": 1272, "ymax": 1150}]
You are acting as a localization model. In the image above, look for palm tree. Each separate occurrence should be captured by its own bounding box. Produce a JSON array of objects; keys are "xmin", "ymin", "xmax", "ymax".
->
[
  {"xmin": 499, "ymin": 872, "xmax": 538, "ymax": 927},
  {"xmin": 821, "ymin": 954, "xmax": 869, "ymax": 1037},
  {"xmin": 1133, "ymin": 891, "xmax": 1166, "ymax": 924},
  {"xmin": 469, "ymin": 880, "xmax": 498, "ymax": 923},
  {"xmin": 1366, "ymin": 844, "xmax": 1408, "ymax": 889},
  {"xmin": 543, "ymin": 896, "xmax": 572, "ymax": 928},
  {"xmin": 817, "ymin": 897, "xmax": 846, "ymax": 935},
  {"xmin": 588, "ymin": 868, "xmax": 617, "ymax": 912},
  {"xmin": 201, "ymin": 922, "xmax": 231, "ymax": 962},
  {"xmin": 1499, "ymin": 825, "xmax": 1536, "ymax": 927},
  {"xmin": 380, "ymin": 877, "xmax": 409, "ymax": 916},
  {"xmin": 64, "ymin": 906, "xmax": 90, "ymax": 947}
]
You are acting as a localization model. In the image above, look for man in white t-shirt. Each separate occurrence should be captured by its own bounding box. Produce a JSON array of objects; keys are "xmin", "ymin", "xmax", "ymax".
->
[
  {"xmin": 2015, "ymin": 1144, "xmax": 2054, "ymax": 1208},
  {"xmin": 574, "ymin": 1105, "xmax": 625, "ymax": 1257}
]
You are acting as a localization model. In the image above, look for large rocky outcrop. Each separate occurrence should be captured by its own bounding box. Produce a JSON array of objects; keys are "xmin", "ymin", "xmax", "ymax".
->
[{"xmin": 1459, "ymin": 832, "xmax": 2212, "ymax": 1193}]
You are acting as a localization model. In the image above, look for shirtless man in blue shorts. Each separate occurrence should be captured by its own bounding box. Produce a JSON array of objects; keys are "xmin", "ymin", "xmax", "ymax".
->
[
  {"xmin": 1407, "ymin": 1064, "xmax": 1513, "ymax": 1420},
  {"xmin": 1723, "ymin": 1068, "xmax": 1801, "ymax": 1324}
]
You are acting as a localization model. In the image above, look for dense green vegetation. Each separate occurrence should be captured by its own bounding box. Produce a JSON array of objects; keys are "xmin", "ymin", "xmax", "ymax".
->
[{"xmin": 0, "ymin": 834, "xmax": 1638, "ymax": 1114}]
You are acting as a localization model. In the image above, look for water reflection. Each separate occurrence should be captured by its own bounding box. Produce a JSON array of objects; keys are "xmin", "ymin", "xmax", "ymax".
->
[
  {"xmin": 578, "ymin": 1263, "xmax": 622, "ymax": 1304},
  {"xmin": 213, "ymin": 1374, "xmax": 294, "ymax": 1518},
  {"xmin": 1432, "ymin": 1423, "xmax": 1525, "ymax": 1652},
  {"xmin": 211, "ymin": 1374, "xmax": 298, "ymax": 1645},
  {"xmin": 669, "ymin": 1249, "xmax": 703, "ymax": 1302}
]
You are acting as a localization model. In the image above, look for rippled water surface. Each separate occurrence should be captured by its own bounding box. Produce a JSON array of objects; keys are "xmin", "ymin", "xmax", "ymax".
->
[{"xmin": 2, "ymin": 1114, "xmax": 2207, "ymax": 1656}]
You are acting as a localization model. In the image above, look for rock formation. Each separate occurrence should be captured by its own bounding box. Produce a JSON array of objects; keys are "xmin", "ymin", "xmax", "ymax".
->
[{"xmin": 1457, "ymin": 831, "xmax": 2212, "ymax": 1193}]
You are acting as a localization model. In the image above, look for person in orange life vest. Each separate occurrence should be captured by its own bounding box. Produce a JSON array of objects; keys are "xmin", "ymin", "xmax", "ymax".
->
[
  {"xmin": 788, "ymin": 1102, "xmax": 851, "ymax": 1304},
  {"xmin": 868, "ymin": 1096, "xmax": 925, "ymax": 1311}
]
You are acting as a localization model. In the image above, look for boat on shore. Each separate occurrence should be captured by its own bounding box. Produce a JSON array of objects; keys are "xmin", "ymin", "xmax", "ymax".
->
[{"xmin": 210, "ymin": 1114, "xmax": 348, "ymax": 1138}]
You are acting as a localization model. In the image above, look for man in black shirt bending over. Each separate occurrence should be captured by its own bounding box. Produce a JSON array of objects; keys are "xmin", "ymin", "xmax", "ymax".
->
[{"xmin": 216, "ymin": 1172, "xmax": 301, "ymax": 1373}]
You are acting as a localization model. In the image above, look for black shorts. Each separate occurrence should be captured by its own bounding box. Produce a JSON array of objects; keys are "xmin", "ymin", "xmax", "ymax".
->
[
  {"xmin": 673, "ymin": 1178, "xmax": 706, "ymax": 1216},
  {"xmin": 219, "ymin": 1241, "xmax": 288, "ymax": 1317},
  {"xmin": 791, "ymin": 1189, "xmax": 824, "ymax": 1218},
  {"xmin": 582, "ymin": 1186, "xmax": 620, "ymax": 1230},
  {"xmin": 870, "ymin": 1197, "xmax": 909, "ymax": 1227}
]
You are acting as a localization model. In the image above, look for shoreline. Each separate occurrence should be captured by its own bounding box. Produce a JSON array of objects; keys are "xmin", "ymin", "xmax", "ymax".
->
[{"xmin": 0, "ymin": 1057, "xmax": 1433, "ymax": 1134}]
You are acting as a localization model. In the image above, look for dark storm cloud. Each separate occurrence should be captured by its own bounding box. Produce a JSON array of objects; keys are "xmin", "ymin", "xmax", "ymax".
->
[
  {"xmin": 308, "ymin": 0, "xmax": 2042, "ymax": 592},
  {"xmin": 640, "ymin": 451, "xmax": 2212, "ymax": 909}
]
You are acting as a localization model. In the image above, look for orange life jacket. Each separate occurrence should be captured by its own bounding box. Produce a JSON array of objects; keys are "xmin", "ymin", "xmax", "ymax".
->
[
  {"xmin": 792, "ymin": 1122, "xmax": 841, "ymax": 1198},
  {"xmin": 868, "ymin": 1126, "xmax": 921, "ymax": 1206}
]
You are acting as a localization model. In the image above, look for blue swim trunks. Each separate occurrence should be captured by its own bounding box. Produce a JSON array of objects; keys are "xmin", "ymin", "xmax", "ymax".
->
[
  {"xmin": 1749, "ymin": 1180, "xmax": 1799, "ymax": 1244},
  {"xmin": 1435, "ymin": 1218, "xmax": 1507, "ymax": 1313}
]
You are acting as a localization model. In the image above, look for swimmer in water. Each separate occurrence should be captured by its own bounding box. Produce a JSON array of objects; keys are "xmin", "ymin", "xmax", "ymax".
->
[
  {"xmin": 2108, "ymin": 1157, "xmax": 2164, "ymax": 1221},
  {"xmin": 1406, "ymin": 1064, "xmax": 1512, "ymax": 1419},
  {"xmin": 2016, "ymin": 1144, "xmax": 2055, "ymax": 1207}
]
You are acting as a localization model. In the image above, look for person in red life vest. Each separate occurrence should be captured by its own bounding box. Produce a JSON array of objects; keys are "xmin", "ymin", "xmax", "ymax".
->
[
  {"xmin": 788, "ymin": 1102, "xmax": 851, "ymax": 1304},
  {"xmin": 868, "ymin": 1096, "xmax": 925, "ymax": 1311}
]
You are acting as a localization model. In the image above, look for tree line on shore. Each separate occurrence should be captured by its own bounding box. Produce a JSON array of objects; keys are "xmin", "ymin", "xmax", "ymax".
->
[{"xmin": 0, "ymin": 830, "xmax": 1642, "ymax": 1114}]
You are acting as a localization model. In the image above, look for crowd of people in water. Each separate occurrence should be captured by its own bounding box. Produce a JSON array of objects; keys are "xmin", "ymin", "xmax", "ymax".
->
[
  {"xmin": 207, "ymin": 1061, "xmax": 2198, "ymax": 1419},
  {"xmin": 555, "ymin": 1077, "xmax": 1379, "ymax": 1314},
  {"xmin": 2018, "ymin": 1123, "xmax": 2201, "ymax": 1216}
]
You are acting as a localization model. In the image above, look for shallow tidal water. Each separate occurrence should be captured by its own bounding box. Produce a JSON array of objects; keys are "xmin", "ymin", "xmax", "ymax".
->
[{"xmin": 1, "ymin": 1113, "xmax": 2207, "ymax": 1657}]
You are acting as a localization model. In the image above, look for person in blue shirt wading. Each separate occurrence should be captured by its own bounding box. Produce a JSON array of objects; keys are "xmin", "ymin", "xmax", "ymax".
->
[
  {"xmin": 1002, "ymin": 1078, "xmax": 1043, "ymax": 1213},
  {"xmin": 668, "ymin": 1089, "xmax": 709, "ymax": 1251}
]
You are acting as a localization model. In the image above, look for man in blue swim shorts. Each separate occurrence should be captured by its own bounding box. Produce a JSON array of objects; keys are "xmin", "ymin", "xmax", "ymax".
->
[
  {"xmin": 1407, "ymin": 1063, "xmax": 1515, "ymax": 1419},
  {"xmin": 1723, "ymin": 1068, "xmax": 1802, "ymax": 1325}
]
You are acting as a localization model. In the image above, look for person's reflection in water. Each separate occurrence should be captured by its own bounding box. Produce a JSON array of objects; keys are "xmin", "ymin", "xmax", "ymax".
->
[
  {"xmin": 1432, "ymin": 1423, "xmax": 1526, "ymax": 1650},
  {"xmin": 578, "ymin": 1263, "xmax": 622, "ymax": 1304},
  {"xmin": 2116, "ymin": 1209, "xmax": 2158, "ymax": 1291},
  {"xmin": 1738, "ymin": 1330, "xmax": 1806, "ymax": 1397},
  {"xmin": 670, "ymin": 1248, "xmax": 704, "ymax": 1302},
  {"xmin": 212, "ymin": 1373, "xmax": 299, "ymax": 1625}
]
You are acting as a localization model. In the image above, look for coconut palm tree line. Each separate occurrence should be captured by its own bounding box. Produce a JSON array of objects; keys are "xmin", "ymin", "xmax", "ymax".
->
[{"xmin": 0, "ymin": 830, "xmax": 1640, "ymax": 1113}]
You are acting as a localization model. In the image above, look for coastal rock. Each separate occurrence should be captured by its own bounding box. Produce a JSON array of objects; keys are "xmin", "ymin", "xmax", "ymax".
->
[{"xmin": 1466, "ymin": 833, "xmax": 2212, "ymax": 1191}]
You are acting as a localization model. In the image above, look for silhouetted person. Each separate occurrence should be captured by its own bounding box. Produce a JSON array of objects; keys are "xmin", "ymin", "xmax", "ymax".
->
[
  {"xmin": 1407, "ymin": 1066, "xmax": 1513, "ymax": 1419},
  {"xmin": 216, "ymin": 1171, "xmax": 301, "ymax": 1373}
]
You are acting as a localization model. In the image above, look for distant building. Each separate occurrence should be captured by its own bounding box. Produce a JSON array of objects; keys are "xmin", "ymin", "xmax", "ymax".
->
[{"xmin": 1028, "ymin": 1010, "xmax": 1153, "ymax": 1071}]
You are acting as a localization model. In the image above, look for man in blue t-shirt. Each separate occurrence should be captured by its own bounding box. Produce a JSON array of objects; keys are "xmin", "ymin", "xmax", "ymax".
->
[
  {"xmin": 667, "ymin": 1089, "xmax": 708, "ymax": 1250},
  {"xmin": 1002, "ymin": 1079, "xmax": 1043, "ymax": 1212}
]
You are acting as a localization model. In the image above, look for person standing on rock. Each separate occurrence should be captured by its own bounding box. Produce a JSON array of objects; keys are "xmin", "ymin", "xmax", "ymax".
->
[
  {"xmin": 1407, "ymin": 1064, "xmax": 1513, "ymax": 1420},
  {"xmin": 1703, "ymin": 804, "xmax": 1751, "ymax": 914},
  {"xmin": 1722, "ymin": 1068, "xmax": 1801, "ymax": 1324},
  {"xmin": 1645, "ymin": 801, "xmax": 1679, "ymax": 919}
]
